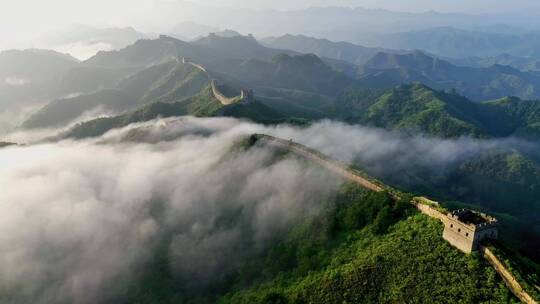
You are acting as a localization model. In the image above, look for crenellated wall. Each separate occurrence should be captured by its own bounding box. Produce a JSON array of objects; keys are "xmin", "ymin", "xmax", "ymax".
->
[
  {"xmin": 255, "ymin": 134, "xmax": 385, "ymax": 193},
  {"xmin": 180, "ymin": 57, "xmax": 246, "ymax": 106},
  {"xmin": 211, "ymin": 80, "xmax": 239, "ymax": 105},
  {"xmin": 481, "ymin": 247, "xmax": 538, "ymax": 304}
]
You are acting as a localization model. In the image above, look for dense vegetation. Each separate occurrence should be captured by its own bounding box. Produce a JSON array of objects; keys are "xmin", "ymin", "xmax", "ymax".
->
[
  {"xmin": 217, "ymin": 183, "xmax": 514, "ymax": 304},
  {"xmin": 118, "ymin": 179, "xmax": 516, "ymax": 303},
  {"xmin": 63, "ymin": 86, "xmax": 288, "ymax": 139},
  {"xmin": 64, "ymin": 81, "xmax": 540, "ymax": 140},
  {"xmin": 22, "ymin": 89, "xmax": 135, "ymax": 129},
  {"xmin": 487, "ymin": 244, "xmax": 540, "ymax": 301},
  {"xmin": 352, "ymin": 146, "xmax": 540, "ymax": 266},
  {"xmin": 63, "ymin": 86, "xmax": 220, "ymax": 138},
  {"xmin": 359, "ymin": 84, "xmax": 484, "ymax": 137}
]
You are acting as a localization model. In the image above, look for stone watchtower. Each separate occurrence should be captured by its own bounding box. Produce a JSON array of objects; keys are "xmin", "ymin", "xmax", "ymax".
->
[{"xmin": 442, "ymin": 209, "xmax": 498, "ymax": 253}]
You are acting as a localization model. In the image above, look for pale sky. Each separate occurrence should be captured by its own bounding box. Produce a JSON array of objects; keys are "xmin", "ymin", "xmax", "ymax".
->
[
  {"xmin": 203, "ymin": 0, "xmax": 540, "ymax": 13},
  {"xmin": 1, "ymin": 0, "xmax": 539, "ymax": 49}
]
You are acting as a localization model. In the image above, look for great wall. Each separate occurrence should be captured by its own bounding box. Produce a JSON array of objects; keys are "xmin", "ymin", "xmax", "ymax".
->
[
  {"xmin": 178, "ymin": 57, "xmax": 253, "ymax": 105},
  {"xmin": 252, "ymin": 133, "xmax": 538, "ymax": 304}
]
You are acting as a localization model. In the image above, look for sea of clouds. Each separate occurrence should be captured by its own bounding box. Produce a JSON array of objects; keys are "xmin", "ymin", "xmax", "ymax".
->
[{"xmin": 1, "ymin": 116, "xmax": 538, "ymax": 303}]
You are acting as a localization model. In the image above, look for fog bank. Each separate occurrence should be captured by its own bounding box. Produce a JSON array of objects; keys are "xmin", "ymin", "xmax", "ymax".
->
[{"xmin": 1, "ymin": 116, "xmax": 538, "ymax": 303}]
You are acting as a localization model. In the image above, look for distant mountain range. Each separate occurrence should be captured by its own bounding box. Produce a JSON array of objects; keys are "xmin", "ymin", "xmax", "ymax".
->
[
  {"xmin": 154, "ymin": 2, "xmax": 540, "ymax": 39},
  {"xmin": 363, "ymin": 26, "xmax": 540, "ymax": 59},
  {"xmin": 448, "ymin": 53, "xmax": 540, "ymax": 72},
  {"xmin": 262, "ymin": 34, "xmax": 405, "ymax": 65},
  {"xmin": 64, "ymin": 81, "xmax": 540, "ymax": 140},
  {"xmin": 14, "ymin": 34, "xmax": 540, "ymax": 132},
  {"xmin": 264, "ymin": 34, "xmax": 540, "ymax": 101},
  {"xmin": 358, "ymin": 51, "xmax": 540, "ymax": 101}
]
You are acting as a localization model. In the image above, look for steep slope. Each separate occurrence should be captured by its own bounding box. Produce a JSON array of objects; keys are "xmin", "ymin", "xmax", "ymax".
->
[
  {"xmin": 115, "ymin": 61, "xmax": 179, "ymax": 98},
  {"xmin": 483, "ymin": 97, "xmax": 540, "ymax": 138},
  {"xmin": 120, "ymin": 177, "xmax": 515, "ymax": 303},
  {"xmin": 18, "ymin": 39, "xmax": 359, "ymax": 130},
  {"xmin": 193, "ymin": 33, "xmax": 293, "ymax": 62},
  {"xmin": 22, "ymin": 61, "xmax": 211, "ymax": 129},
  {"xmin": 22, "ymin": 90, "xmax": 135, "ymax": 129},
  {"xmin": 222, "ymin": 213, "xmax": 513, "ymax": 304},
  {"xmin": 83, "ymin": 34, "xmax": 290, "ymax": 71},
  {"xmin": 364, "ymin": 148, "xmax": 540, "ymax": 262},
  {"xmin": 55, "ymin": 65, "xmax": 136, "ymax": 94},
  {"xmin": 256, "ymin": 87, "xmax": 337, "ymax": 120},
  {"xmin": 62, "ymin": 86, "xmax": 221, "ymax": 138},
  {"xmin": 136, "ymin": 62, "xmax": 210, "ymax": 104},
  {"xmin": 216, "ymin": 99, "xmax": 286, "ymax": 124},
  {"xmin": 358, "ymin": 84, "xmax": 486, "ymax": 137},
  {"xmin": 62, "ymin": 87, "xmax": 285, "ymax": 139},
  {"xmin": 223, "ymin": 54, "xmax": 356, "ymax": 98},
  {"xmin": 83, "ymin": 37, "xmax": 179, "ymax": 68},
  {"xmin": 348, "ymin": 83, "xmax": 540, "ymax": 139}
]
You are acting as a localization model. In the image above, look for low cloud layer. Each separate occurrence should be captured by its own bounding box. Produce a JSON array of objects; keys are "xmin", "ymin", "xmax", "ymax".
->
[
  {"xmin": 0, "ymin": 117, "xmax": 340, "ymax": 303},
  {"xmin": 1, "ymin": 116, "xmax": 538, "ymax": 303}
]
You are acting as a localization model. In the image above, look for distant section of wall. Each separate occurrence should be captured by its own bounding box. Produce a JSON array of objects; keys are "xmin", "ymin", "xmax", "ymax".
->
[
  {"xmin": 413, "ymin": 200, "xmax": 447, "ymax": 222},
  {"xmin": 211, "ymin": 80, "xmax": 239, "ymax": 105},
  {"xmin": 181, "ymin": 57, "xmax": 243, "ymax": 106}
]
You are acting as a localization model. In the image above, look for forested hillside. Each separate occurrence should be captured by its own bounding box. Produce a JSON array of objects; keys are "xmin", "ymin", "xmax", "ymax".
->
[{"xmin": 124, "ymin": 179, "xmax": 516, "ymax": 303}]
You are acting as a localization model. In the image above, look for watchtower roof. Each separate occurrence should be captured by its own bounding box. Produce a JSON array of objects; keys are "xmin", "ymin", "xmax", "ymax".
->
[{"xmin": 449, "ymin": 209, "xmax": 498, "ymax": 228}]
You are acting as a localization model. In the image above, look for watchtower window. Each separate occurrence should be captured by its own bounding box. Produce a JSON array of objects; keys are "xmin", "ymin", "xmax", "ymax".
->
[
  {"xmin": 465, "ymin": 233, "xmax": 469, "ymax": 237},
  {"xmin": 458, "ymin": 228, "xmax": 461, "ymax": 233},
  {"xmin": 450, "ymin": 224, "xmax": 453, "ymax": 228}
]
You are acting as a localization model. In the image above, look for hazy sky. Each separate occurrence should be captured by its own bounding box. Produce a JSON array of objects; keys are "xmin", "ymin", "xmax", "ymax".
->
[
  {"xmin": 1, "ymin": 0, "xmax": 538, "ymax": 32},
  {"xmin": 1, "ymin": 0, "xmax": 539, "ymax": 49},
  {"xmin": 204, "ymin": 0, "xmax": 540, "ymax": 13}
]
